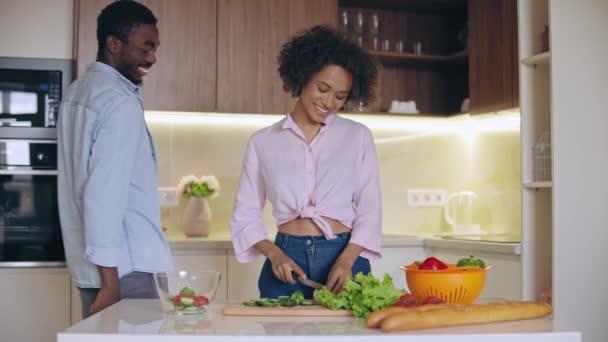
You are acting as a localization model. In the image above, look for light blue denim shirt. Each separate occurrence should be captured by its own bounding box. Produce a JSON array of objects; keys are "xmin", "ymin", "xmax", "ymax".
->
[{"xmin": 58, "ymin": 62, "xmax": 173, "ymax": 288}]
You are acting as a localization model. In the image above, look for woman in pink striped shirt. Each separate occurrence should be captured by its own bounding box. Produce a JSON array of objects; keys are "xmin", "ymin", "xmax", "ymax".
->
[{"xmin": 230, "ymin": 25, "xmax": 382, "ymax": 299}]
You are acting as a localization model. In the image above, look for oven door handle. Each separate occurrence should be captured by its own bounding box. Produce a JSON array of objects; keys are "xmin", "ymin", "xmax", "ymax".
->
[
  {"xmin": 0, "ymin": 262, "xmax": 66, "ymax": 268},
  {"xmin": 0, "ymin": 169, "xmax": 57, "ymax": 176}
]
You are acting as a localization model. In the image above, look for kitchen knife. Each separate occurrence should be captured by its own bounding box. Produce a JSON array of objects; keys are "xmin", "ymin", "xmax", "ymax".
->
[{"xmin": 292, "ymin": 272, "xmax": 324, "ymax": 289}]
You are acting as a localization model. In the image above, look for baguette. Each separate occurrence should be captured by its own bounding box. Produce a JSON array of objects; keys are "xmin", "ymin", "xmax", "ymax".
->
[
  {"xmin": 365, "ymin": 307, "xmax": 407, "ymax": 328},
  {"xmin": 365, "ymin": 304, "xmax": 462, "ymax": 328},
  {"xmin": 380, "ymin": 301, "xmax": 553, "ymax": 332}
]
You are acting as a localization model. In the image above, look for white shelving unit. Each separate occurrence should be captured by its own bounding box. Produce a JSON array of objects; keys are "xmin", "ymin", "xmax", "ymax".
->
[
  {"xmin": 521, "ymin": 51, "xmax": 551, "ymax": 66},
  {"xmin": 519, "ymin": 1, "xmax": 608, "ymax": 340},
  {"xmin": 517, "ymin": 0, "xmax": 552, "ymax": 303},
  {"xmin": 522, "ymin": 181, "xmax": 553, "ymax": 189}
]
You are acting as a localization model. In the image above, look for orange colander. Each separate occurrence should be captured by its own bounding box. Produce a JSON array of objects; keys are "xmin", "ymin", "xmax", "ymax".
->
[{"xmin": 401, "ymin": 263, "xmax": 491, "ymax": 304}]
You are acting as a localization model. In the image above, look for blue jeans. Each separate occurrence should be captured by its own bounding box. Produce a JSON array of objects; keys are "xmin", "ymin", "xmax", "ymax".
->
[{"xmin": 258, "ymin": 232, "xmax": 371, "ymax": 299}]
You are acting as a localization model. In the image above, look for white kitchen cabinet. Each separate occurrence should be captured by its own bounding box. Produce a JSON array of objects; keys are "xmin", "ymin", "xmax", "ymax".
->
[
  {"xmin": 0, "ymin": 267, "xmax": 71, "ymax": 342},
  {"xmin": 172, "ymin": 250, "xmax": 228, "ymax": 303},
  {"xmin": 0, "ymin": 0, "xmax": 73, "ymax": 59},
  {"xmin": 70, "ymin": 282, "xmax": 82, "ymax": 325},
  {"xmin": 426, "ymin": 248, "xmax": 522, "ymax": 301},
  {"xmin": 227, "ymin": 252, "xmax": 265, "ymax": 302},
  {"xmin": 370, "ymin": 246, "xmax": 426, "ymax": 291}
]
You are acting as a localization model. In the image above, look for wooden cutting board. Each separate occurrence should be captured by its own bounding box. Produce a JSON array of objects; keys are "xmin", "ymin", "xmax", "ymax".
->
[{"xmin": 222, "ymin": 304, "xmax": 353, "ymax": 317}]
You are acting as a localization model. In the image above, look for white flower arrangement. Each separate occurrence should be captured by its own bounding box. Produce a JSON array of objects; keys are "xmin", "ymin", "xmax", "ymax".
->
[{"xmin": 176, "ymin": 174, "xmax": 220, "ymax": 198}]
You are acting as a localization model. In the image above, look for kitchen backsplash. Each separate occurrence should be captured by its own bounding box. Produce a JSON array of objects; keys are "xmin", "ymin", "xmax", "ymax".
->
[{"xmin": 147, "ymin": 111, "xmax": 521, "ymax": 238}]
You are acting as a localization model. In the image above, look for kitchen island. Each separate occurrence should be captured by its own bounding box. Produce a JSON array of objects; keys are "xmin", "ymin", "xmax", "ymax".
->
[{"xmin": 58, "ymin": 299, "xmax": 580, "ymax": 342}]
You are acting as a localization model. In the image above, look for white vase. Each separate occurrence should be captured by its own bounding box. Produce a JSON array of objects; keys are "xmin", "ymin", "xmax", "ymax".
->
[{"xmin": 183, "ymin": 197, "xmax": 212, "ymax": 237}]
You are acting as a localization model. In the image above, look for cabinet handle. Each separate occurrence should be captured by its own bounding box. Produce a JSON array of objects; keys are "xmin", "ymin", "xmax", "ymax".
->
[{"xmin": 0, "ymin": 169, "xmax": 58, "ymax": 176}]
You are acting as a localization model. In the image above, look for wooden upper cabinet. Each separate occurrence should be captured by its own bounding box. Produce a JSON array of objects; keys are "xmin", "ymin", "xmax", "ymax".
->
[
  {"xmin": 217, "ymin": 0, "xmax": 338, "ymax": 114},
  {"xmin": 468, "ymin": 0, "xmax": 519, "ymax": 113},
  {"xmin": 75, "ymin": 0, "xmax": 217, "ymax": 112},
  {"xmin": 75, "ymin": 0, "xmax": 110, "ymax": 77}
]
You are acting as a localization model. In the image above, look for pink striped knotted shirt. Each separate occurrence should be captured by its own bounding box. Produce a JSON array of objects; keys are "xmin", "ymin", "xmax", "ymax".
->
[{"xmin": 230, "ymin": 113, "xmax": 382, "ymax": 263}]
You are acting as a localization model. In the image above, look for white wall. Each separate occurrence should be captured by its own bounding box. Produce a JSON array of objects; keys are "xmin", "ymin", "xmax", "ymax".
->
[
  {"xmin": 148, "ymin": 113, "xmax": 521, "ymax": 238},
  {"xmin": 550, "ymin": 0, "xmax": 608, "ymax": 341},
  {"xmin": 0, "ymin": 0, "xmax": 74, "ymax": 59}
]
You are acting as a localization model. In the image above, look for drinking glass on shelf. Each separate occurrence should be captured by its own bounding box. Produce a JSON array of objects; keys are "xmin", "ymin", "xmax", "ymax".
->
[
  {"xmin": 395, "ymin": 40, "xmax": 404, "ymax": 54},
  {"xmin": 369, "ymin": 12, "xmax": 379, "ymax": 50},
  {"xmin": 413, "ymin": 41, "xmax": 422, "ymax": 55},
  {"xmin": 339, "ymin": 10, "xmax": 349, "ymax": 39},
  {"xmin": 382, "ymin": 39, "xmax": 390, "ymax": 52},
  {"xmin": 354, "ymin": 11, "xmax": 364, "ymax": 48}
]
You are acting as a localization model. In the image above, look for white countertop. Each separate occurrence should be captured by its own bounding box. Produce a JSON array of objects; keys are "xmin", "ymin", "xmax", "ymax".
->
[
  {"xmin": 167, "ymin": 233, "xmax": 521, "ymax": 255},
  {"xmin": 423, "ymin": 237, "xmax": 522, "ymax": 255},
  {"xmin": 58, "ymin": 299, "xmax": 580, "ymax": 342},
  {"xmin": 167, "ymin": 234, "xmax": 236, "ymax": 250}
]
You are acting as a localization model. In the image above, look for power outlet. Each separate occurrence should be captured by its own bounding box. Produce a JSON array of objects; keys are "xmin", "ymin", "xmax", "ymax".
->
[
  {"xmin": 158, "ymin": 187, "xmax": 179, "ymax": 207},
  {"xmin": 407, "ymin": 189, "xmax": 446, "ymax": 207}
]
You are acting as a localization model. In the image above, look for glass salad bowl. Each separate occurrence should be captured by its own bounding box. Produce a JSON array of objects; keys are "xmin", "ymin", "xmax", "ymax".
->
[{"xmin": 154, "ymin": 270, "xmax": 222, "ymax": 315}]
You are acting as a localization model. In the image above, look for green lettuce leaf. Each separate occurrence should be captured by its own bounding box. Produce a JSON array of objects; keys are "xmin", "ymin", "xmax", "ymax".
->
[{"xmin": 313, "ymin": 272, "xmax": 404, "ymax": 318}]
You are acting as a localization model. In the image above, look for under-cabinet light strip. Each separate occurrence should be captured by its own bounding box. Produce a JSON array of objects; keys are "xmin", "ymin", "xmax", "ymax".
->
[{"xmin": 144, "ymin": 110, "xmax": 520, "ymax": 133}]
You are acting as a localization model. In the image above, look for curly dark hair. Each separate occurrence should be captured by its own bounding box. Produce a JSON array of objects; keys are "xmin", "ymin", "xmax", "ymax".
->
[
  {"xmin": 277, "ymin": 25, "xmax": 378, "ymax": 107},
  {"xmin": 96, "ymin": 0, "xmax": 157, "ymax": 60}
]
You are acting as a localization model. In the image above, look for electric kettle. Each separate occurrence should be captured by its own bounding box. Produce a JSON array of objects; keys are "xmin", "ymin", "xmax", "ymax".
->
[{"xmin": 443, "ymin": 191, "xmax": 482, "ymax": 235}]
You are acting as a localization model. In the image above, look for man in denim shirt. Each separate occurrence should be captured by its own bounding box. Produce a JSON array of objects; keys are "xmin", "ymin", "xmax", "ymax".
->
[{"xmin": 58, "ymin": 0, "xmax": 172, "ymax": 318}]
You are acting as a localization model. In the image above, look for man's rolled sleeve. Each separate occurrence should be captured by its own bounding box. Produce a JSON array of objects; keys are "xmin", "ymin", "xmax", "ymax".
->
[
  {"xmin": 84, "ymin": 245, "xmax": 123, "ymax": 267},
  {"xmin": 82, "ymin": 96, "xmax": 142, "ymax": 267}
]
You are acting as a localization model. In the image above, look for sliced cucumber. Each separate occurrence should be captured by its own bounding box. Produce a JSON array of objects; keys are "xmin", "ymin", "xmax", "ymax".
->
[
  {"xmin": 183, "ymin": 306, "xmax": 201, "ymax": 311},
  {"xmin": 180, "ymin": 297, "xmax": 195, "ymax": 306},
  {"xmin": 243, "ymin": 294, "xmax": 315, "ymax": 308},
  {"xmin": 255, "ymin": 298, "xmax": 277, "ymax": 305},
  {"xmin": 259, "ymin": 300, "xmax": 279, "ymax": 307},
  {"xmin": 280, "ymin": 300, "xmax": 297, "ymax": 307},
  {"xmin": 243, "ymin": 300, "xmax": 258, "ymax": 306}
]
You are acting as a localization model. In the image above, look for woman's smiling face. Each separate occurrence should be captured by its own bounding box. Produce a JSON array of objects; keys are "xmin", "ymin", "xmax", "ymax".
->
[{"xmin": 297, "ymin": 64, "xmax": 352, "ymax": 124}]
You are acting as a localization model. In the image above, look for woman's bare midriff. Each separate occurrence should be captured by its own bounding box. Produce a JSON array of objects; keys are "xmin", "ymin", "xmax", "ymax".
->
[{"xmin": 278, "ymin": 217, "xmax": 350, "ymax": 236}]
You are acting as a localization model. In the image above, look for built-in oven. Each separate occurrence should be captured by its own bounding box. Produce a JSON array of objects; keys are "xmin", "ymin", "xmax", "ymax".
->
[
  {"xmin": 0, "ymin": 57, "xmax": 73, "ymax": 140},
  {"xmin": 0, "ymin": 139, "xmax": 65, "ymax": 266}
]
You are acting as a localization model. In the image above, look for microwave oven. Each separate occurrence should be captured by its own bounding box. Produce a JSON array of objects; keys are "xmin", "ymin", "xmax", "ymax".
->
[{"xmin": 0, "ymin": 57, "xmax": 73, "ymax": 139}]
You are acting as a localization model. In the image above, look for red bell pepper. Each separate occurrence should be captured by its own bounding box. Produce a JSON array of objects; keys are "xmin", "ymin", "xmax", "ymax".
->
[{"xmin": 418, "ymin": 257, "xmax": 448, "ymax": 270}]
